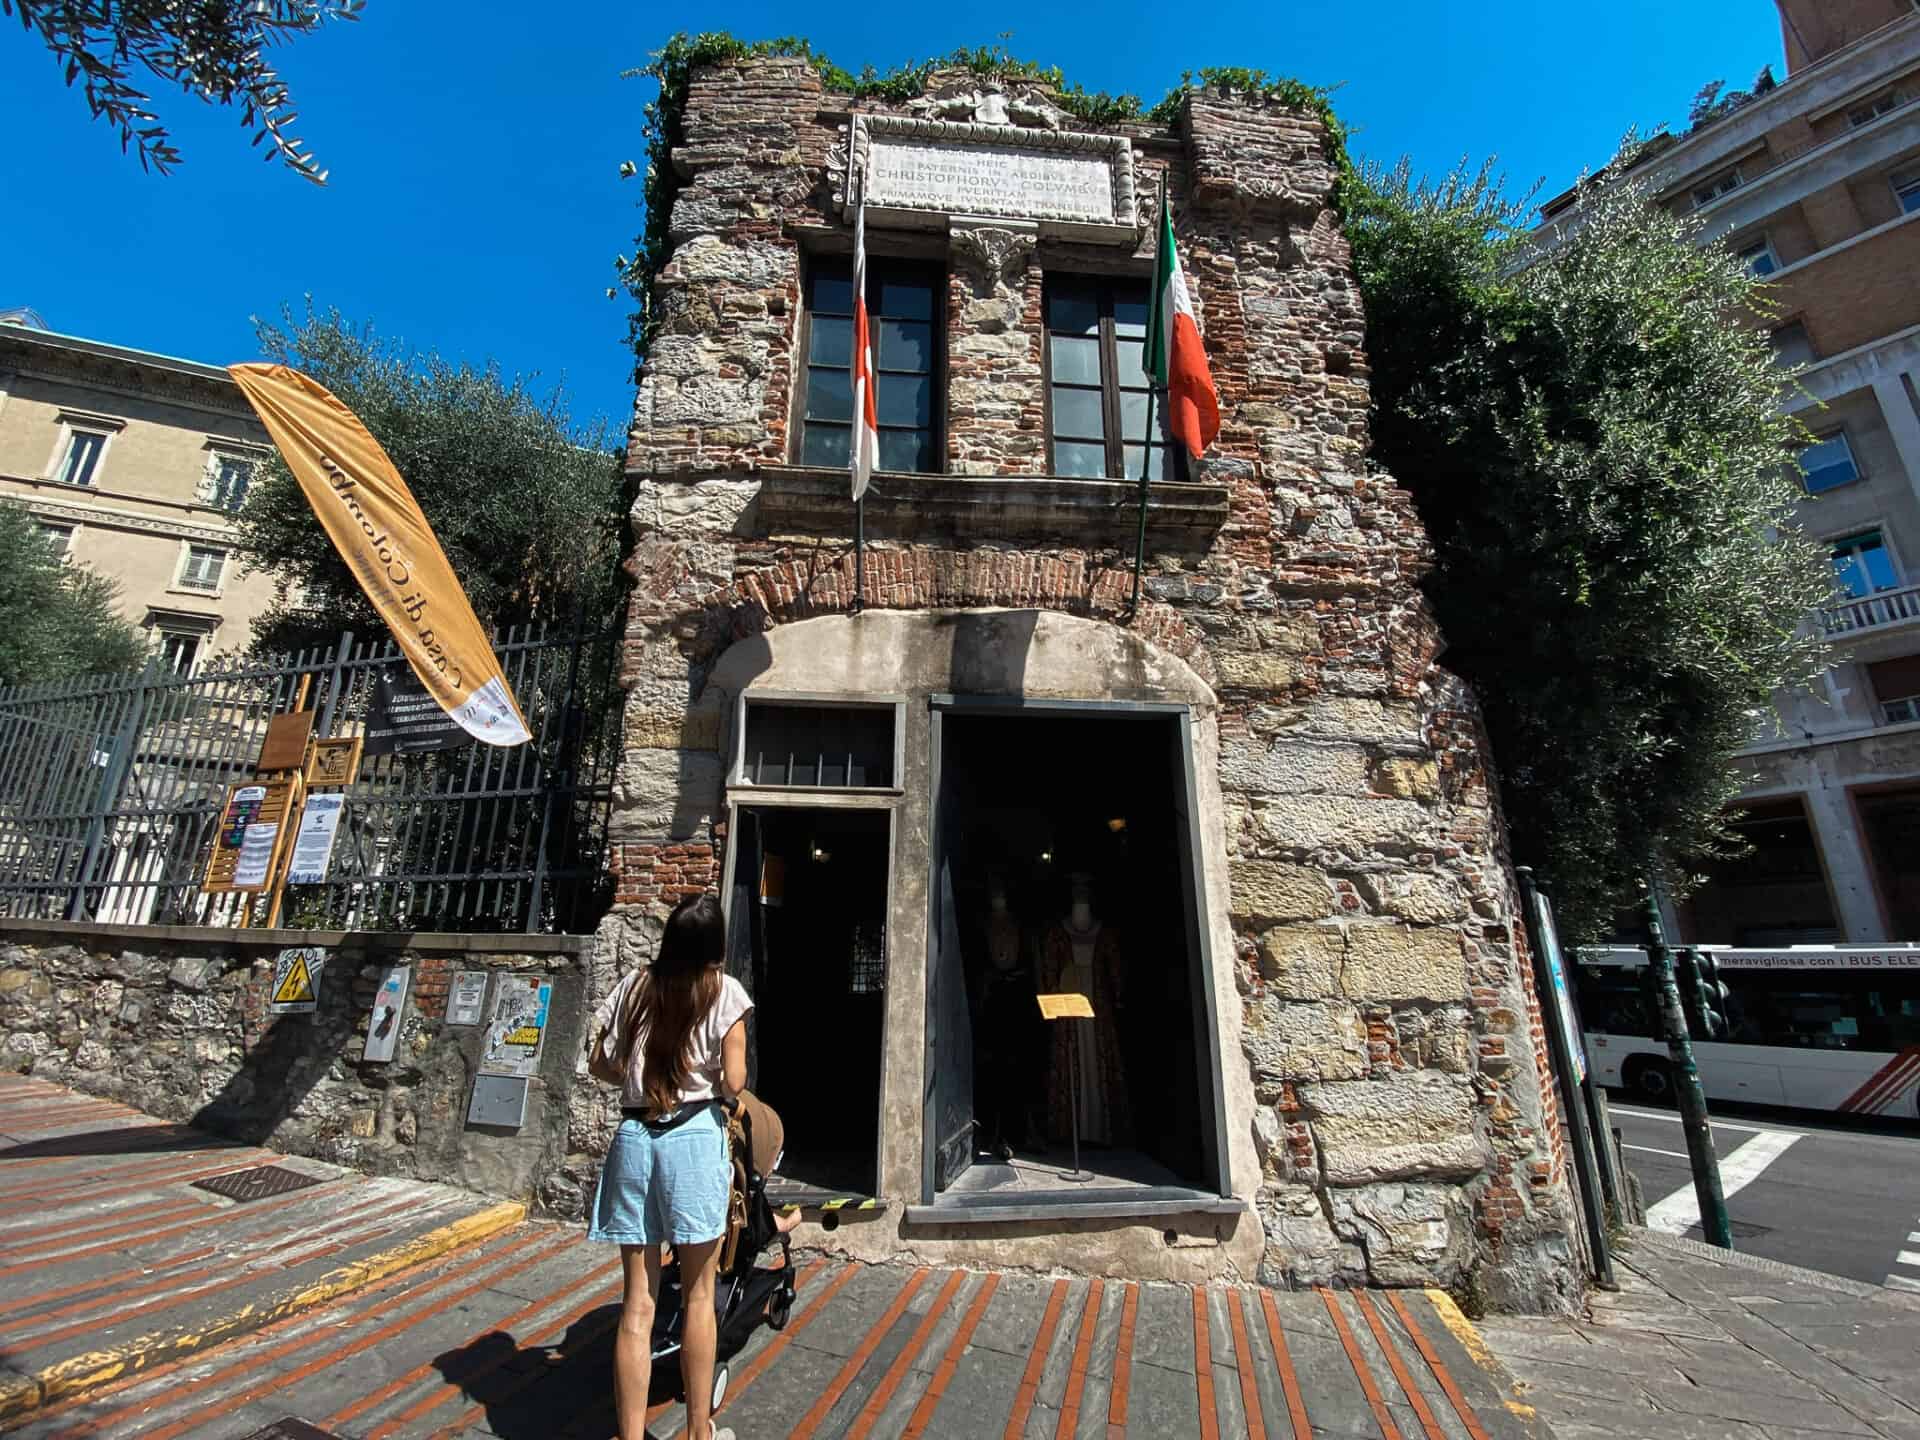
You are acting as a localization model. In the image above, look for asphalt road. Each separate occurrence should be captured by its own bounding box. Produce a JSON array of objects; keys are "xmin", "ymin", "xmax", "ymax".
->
[{"xmin": 1606, "ymin": 1095, "xmax": 1920, "ymax": 1289}]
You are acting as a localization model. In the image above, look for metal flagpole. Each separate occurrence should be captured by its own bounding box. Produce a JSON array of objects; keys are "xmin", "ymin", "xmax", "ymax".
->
[
  {"xmin": 1128, "ymin": 176, "xmax": 1169, "ymax": 619},
  {"xmin": 851, "ymin": 158, "xmax": 868, "ymax": 615}
]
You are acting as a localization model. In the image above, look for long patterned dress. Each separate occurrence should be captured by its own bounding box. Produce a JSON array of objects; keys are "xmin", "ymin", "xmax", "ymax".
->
[{"xmin": 1041, "ymin": 923, "xmax": 1131, "ymax": 1148}]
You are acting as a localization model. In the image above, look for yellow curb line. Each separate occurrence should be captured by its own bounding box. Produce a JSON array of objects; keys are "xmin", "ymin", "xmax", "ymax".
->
[
  {"xmin": 1423, "ymin": 1288, "xmax": 1539, "ymax": 1423},
  {"xmin": 0, "ymin": 1198, "xmax": 525, "ymax": 1426}
]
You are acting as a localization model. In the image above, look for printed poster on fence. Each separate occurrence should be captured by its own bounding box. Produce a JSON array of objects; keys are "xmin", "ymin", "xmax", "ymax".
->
[
  {"xmin": 480, "ymin": 974, "xmax": 552, "ymax": 1078},
  {"xmin": 287, "ymin": 792, "xmax": 345, "ymax": 885}
]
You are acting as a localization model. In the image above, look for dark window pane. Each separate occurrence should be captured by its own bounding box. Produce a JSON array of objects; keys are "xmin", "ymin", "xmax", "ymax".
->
[
  {"xmin": 877, "ymin": 374, "xmax": 931, "ymax": 428},
  {"xmin": 1052, "ymin": 387, "xmax": 1105, "ymax": 440},
  {"xmin": 803, "ymin": 423, "xmax": 850, "ymax": 467},
  {"xmin": 879, "ymin": 278, "xmax": 934, "ymax": 320},
  {"xmin": 1112, "ymin": 291, "xmax": 1150, "ymax": 336},
  {"xmin": 1050, "ymin": 334, "xmax": 1101, "ymax": 386},
  {"xmin": 1119, "ymin": 389, "xmax": 1154, "ymax": 441},
  {"xmin": 879, "ymin": 428, "xmax": 936, "ymax": 473},
  {"xmin": 1047, "ymin": 286, "xmax": 1099, "ymax": 335},
  {"xmin": 1116, "ymin": 338, "xmax": 1149, "ymax": 389},
  {"xmin": 745, "ymin": 703, "xmax": 895, "ymax": 788},
  {"xmin": 809, "ymin": 315, "xmax": 852, "ymax": 367},
  {"xmin": 806, "ymin": 367, "xmax": 852, "ymax": 422},
  {"xmin": 812, "ymin": 272, "xmax": 854, "ymax": 314},
  {"xmin": 1055, "ymin": 440, "xmax": 1107, "ymax": 477},
  {"xmin": 878, "ymin": 319, "xmax": 932, "ymax": 372}
]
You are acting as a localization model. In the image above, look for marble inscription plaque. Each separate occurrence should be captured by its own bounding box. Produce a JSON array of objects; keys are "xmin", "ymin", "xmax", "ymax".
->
[{"xmin": 866, "ymin": 136, "xmax": 1115, "ymax": 225}]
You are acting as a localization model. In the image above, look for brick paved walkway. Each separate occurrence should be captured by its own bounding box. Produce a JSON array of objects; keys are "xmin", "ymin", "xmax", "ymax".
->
[{"xmin": 1, "ymin": 1075, "xmax": 1548, "ymax": 1439}]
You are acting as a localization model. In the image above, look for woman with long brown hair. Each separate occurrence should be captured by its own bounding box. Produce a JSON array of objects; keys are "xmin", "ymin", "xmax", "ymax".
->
[{"xmin": 587, "ymin": 892, "xmax": 748, "ymax": 1440}]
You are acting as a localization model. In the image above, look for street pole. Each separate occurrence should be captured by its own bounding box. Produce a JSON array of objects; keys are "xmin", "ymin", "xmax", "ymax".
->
[{"xmin": 1641, "ymin": 889, "xmax": 1734, "ymax": 1249}]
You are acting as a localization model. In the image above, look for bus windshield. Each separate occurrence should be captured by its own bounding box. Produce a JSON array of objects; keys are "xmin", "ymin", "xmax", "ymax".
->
[{"xmin": 1577, "ymin": 958, "xmax": 1920, "ymax": 1051}]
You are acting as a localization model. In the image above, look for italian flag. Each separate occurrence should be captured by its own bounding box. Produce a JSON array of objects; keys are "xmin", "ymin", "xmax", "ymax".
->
[
  {"xmin": 850, "ymin": 182, "xmax": 879, "ymax": 502},
  {"xmin": 1144, "ymin": 189, "xmax": 1220, "ymax": 461}
]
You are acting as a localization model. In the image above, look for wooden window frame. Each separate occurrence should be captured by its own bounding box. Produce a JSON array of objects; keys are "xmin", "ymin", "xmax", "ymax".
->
[
  {"xmin": 794, "ymin": 254, "xmax": 945, "ymax": 476},
  {"xmin": 1041, "ymin": 272, "xmax": 1189, "ymax": 483}
]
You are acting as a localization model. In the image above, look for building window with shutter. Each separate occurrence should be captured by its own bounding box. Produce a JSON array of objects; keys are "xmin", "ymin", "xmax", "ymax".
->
[
  {"xmin": 1734, "ymin": 234, "xmax": 1777, "ymax": 277},
  {"xmin": 1800, "ymin": 431, "xmax": 1860, "ymax": 493},
  {"xmin": 177, "ymin": 545, "xmax": 227, "ymax": 593},
  {"xmin": 1044, "ymin": 274, "xmax": 1187, "ymax": 482},
  {"xmin": 204, "ymin": 453, "xmax": 256, "ymax": 510},
  {"xmin": 55, "ymin": 430, "xmax": 108, "ymax": 486},
  {"xmin": 1894, "ymin": 166, "xmax": 1920, "ymax": 216},
  {"xmin": 158, "ymin": 631, "xmax": 201, "ymax": 676},
  {"xmin": 1867, "ymin": 656, "xmax": 1920, "ymax": 725},
  {"xmin": 797, "ymin": 257, "xmax": 941, "ymax": 474},
  {"xmin": 36, "ymin": 523, "xmax": 74, "ymax": 559}
]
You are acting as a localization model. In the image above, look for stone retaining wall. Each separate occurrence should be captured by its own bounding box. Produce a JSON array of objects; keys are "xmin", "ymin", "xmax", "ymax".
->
[{"xmin": 0, "ymin": 919, "xmax": 591, "ymax": 1206}]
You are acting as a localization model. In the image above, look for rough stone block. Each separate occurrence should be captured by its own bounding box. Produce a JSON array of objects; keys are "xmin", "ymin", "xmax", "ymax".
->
[
  {"xmin": 612, "ymin": 747, "xmax": 724, "ymax": 840},
  {"xmin": 1229, "ymin": 860, "xmax": 1336, "ymax": 922},
  {"xmin": 1255, "ymin": 923, "xmax": 1342, "ymax": 998},
  {"xmin": 1215, "ymin": 651, "xmax": 1299, "ymax": 692},
  {"xmin": 1374, "ymin": 757, "xmax": 1439, "ymax": 800},
  {"xmin": 1220, "ymin": 739, "xmax": 1370, "ymax": 797},
  {"xmin": 167, "ymin": 957, "xmax": 212, "ymax": 993},
  {"xmin": 1354, "ymin": 872, "xmax": 1470, "ymax": 924},
  {"xmin": 1253, "ymin": 696, "xmax": 1425, "ymax": 746},
  {"xmin": 1245, "ymin": 998, "xmax": 1367, "ymax": 1082},
  {"xmin": 1329, "ymin": 1182, "xmax": 1468, "ymax": 1285},
  {"xmin": 629, "ymin": 476, "xmax": 758, "ymax": 537},
  {"xmin": 1252, "ymin": 794, "xmax": 1432, "ymax": 852},
  {"xmin": 1302, "ymin": 1073, "xmax": 1487, "ymax": 1184},
  {"xmin": 1340, "ymin": 923, "xmax": 1468, "ymax": 1002}
]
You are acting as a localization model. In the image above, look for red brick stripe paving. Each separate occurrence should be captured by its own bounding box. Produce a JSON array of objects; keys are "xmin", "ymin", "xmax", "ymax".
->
[
  {"xmin": 1356, "ymin": 1289, "xmax": 1450, "ymax": 1440},
  {"xmin": 1053, "ymin": 1276, "xmax": 1104, "ymax": 1439},
  {"xmin": 903, "ymin": 1270, "xmax": 1001, "ymax": 1440},
  {"xmin": 1318, "ymin": 1286, "xmax": 1405, "ymax": 1440},
  {"xmin": 1259, "ymin": 1289, "xmax": 1314, "ymax": 1438},
  {"xmin": 790, "ymin": 1266, "xmax": 929, "ymax": 1439},
  {"xmin": 846, "ymin": 1267, "xmax": 967, "ymax": 1440},
  {"xmin": 1106, "ymin": 1279, "xmax": 1140, "ymax": 1439},
  {"xmin": 1388, "ymin": 1289, "xmax": 1493, "ymax": 1440},
  {"xmin": 1004, "ymin": 1277, "xmax": 1070, "ymax": 1440},
  {"xmin": 1226, "ymin": 1288, "xmax": 1267, "ymax": 1440}
]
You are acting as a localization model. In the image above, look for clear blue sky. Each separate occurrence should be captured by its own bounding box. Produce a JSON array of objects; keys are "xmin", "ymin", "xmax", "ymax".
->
[{"xmin": 0, "ymin": 1, "xmax": 1784, "ymax": 435}]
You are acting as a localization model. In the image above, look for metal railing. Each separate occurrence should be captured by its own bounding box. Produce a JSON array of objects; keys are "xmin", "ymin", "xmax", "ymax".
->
[
  {"xmin": 1824, "ymin": 582, "xmax": 1920, "ymax": 637},
  {"xmin": 0, "ymin": 620, "xmax": 620, "ymax": 933}
]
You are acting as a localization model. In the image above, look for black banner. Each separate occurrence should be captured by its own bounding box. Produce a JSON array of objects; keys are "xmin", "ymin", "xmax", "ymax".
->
[{"xmin": 363, "ymin": 666, "xmax": 473, "ymax": 756}]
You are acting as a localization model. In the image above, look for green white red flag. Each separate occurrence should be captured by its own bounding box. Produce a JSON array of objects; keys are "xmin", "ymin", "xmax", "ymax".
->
[
  {"xmin": 1144, "ymin": 187, "xmax": 1220, "ymax": 460},
  {"xmin": 850, "ymin": 180, "xmax": 879, "ymax": 501}
]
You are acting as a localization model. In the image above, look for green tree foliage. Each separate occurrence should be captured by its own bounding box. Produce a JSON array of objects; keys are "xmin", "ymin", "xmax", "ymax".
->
[
  {"xmin": 230, "ymin": 306, "xmax": 626, "ymax": 655},
  {"xmin": 0, "ymin": 503, "xmax": 145, "ymax": 686},
  {"xmin": 3, "ymin": 0, "xmax": 359, "ymax": 181},
  {"xmin": 1346, "ymin": 162, "xmax": 1832, "ymax": 942}
]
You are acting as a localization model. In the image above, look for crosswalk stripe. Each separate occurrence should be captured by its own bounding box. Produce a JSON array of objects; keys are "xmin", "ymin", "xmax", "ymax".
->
[{"xmin": 1886, "ymin": 1274, "xmax": 1920, "ymax": 1292}]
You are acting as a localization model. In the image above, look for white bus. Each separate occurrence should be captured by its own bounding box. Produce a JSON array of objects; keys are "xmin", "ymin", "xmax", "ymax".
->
[{"xmin": 1577, "ymin": 946, "xmax": 1920, "ymax": 1117}]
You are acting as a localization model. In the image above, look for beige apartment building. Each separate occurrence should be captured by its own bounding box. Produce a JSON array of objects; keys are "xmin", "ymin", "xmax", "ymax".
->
[
  {"xmin": 1540, "ymin": 0, "xmax": 1920, "ymax": 943},
  {"xmin": 0, "ymin": 317, "xmax": 275, "ymax": 675}
]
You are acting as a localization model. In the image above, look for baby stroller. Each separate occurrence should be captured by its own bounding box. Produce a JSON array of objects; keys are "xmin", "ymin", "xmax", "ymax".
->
[{"xmin": 649, "ymin": 1094, "xmax": 797, "ymax": 1413}]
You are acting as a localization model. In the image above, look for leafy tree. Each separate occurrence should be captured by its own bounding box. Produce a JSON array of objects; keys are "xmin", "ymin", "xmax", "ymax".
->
[
  {"xmin": 0, "ymin": 503, "xmax": 145, "ymax": 686},
  {"xmin": 4, "ymin": 0, "xmax": 360, "ymax": 181},
  {"xmin": 231, "ymin": 305, "xmax": 626, "ymax": 655},
  {"xmin": 1345, "ymin": 162, "xmax": 1832, "ymax": 943}
]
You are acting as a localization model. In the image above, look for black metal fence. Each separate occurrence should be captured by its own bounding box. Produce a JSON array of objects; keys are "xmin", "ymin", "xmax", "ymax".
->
[{"xmin": 0, "ymin": 622, "xmax": 620, "ymax": 933}]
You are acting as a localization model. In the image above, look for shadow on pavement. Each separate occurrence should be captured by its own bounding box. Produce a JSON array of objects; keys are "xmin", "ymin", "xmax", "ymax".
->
[{"xmin": 0, "ymin": 1124, "xmax": 232, "ymax": 1160}]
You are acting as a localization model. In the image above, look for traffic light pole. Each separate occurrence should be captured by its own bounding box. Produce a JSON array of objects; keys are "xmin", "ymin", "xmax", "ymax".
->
[{"xmin": 1642, "ymin": 892, "xmax": 1734, "ymax": 1250}]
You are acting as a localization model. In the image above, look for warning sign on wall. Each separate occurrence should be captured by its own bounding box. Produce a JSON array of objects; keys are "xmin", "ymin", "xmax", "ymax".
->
[{"xmin": 270, "ymin": 946, "xmax": 326, "ymax": 1014}]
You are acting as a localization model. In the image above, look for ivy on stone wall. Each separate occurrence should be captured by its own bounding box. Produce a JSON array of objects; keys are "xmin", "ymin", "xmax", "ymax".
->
[{"xmin": 611, "ymin": 34, "xmax": 1347, "ymax": 371}]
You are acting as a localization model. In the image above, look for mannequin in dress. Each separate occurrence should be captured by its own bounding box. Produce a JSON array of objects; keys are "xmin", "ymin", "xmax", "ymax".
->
[
  {"xmin": 974, "ymin": 870, "xmax": 1035, "ymax": 1160},
  {"xmin": 1042, "ymin": 873, "xmax": 1130, "ymax": 1148}
]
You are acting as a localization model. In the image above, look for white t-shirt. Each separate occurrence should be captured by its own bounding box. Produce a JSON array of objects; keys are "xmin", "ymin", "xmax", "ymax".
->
[{"xmin": 592, "ymin": 970, "xmax": 753, "ymax": 1113}]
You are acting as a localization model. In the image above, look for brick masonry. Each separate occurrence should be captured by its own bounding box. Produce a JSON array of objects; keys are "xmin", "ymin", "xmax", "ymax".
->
[{"xmin": 595, "ymin": 58, "xmax": 1581, "ymax": 1309}]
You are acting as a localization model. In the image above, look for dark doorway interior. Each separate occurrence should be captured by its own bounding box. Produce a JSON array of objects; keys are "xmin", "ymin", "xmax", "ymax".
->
[
  {"xmin": 732, "ymin": 807, "xmax": 888, "ymax": 1201},
  {"xmin": 933, "ymin": 709, "xmax": 1216, "ymax": 1199},
  {"xmin": 1859, "ymin": 788, "xmax": 1920, "ymax": 941},
  {"xmin": 1681, "ymin": 799, "xmax": 1842, "ymax": 945}
]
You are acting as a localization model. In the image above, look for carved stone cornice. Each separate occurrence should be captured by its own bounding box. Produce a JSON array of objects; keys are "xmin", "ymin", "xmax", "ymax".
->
[{"xmin": 21, "ymin": 495, "xmax": 236, "ymax": 546}]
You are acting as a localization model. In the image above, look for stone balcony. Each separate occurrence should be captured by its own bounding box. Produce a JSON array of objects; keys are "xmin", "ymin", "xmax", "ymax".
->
[{"xmin": 1825, "ymin": 581, "xmax": 1920, "ymax": 637}]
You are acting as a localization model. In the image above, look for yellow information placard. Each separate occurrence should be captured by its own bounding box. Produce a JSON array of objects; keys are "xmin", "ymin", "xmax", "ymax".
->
[{"xmin": 1036, "ymin": 992, "xmax": 1094, "ymax": 1020}]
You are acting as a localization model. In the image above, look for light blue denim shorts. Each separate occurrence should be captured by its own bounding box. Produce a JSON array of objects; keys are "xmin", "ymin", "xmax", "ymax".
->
[{"xmin": 589, "ymin": 1104, "xmax": 730, "ymax": 1247}]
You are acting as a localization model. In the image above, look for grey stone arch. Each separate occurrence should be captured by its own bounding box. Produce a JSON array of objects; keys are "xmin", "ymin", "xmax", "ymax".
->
[{"xmin": 700, "ymin": 608, "xmax": 1260, "ymax": 1216}]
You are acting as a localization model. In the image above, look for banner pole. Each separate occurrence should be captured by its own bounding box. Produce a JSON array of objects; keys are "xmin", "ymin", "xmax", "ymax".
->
[
  {"xmin": 1128, "ymin": 386, "xmax": 1158, "ymax": 617},
  {"xmin": 854, "ymin": 495, "xmax": 866, "ymax": 614}
]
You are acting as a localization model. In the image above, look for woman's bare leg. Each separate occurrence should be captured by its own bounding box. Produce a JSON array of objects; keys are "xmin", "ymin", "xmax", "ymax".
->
[
  {"xmin": 613, "ymin": 1243, "xmax": 662, "ymax": 1440},
  {"xmin": 676, "ymin": 1236, "xmax": 724, "ymax": 1438}
]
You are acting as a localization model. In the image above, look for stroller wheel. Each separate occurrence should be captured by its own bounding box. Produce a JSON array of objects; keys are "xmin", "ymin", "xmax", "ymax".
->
[
  {"xmin": 711, "ymin": 1361, "xmax": 730, "ymax": 1412},
  {"xmin": 768, "ymin": 1284, "xmax": 794, "ymax": 1331}
]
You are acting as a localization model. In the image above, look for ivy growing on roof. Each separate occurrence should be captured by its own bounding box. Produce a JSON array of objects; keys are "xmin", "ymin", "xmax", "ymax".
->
[{"xmin": 609, "ymin": 33, "xmax": 1347, "ymax": 370}]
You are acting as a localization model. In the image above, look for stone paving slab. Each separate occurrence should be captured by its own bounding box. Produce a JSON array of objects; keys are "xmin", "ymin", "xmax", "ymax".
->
[
  {"xmin": 1479, "ymin": 1227, "xmax": 1920, "ymax": 1440},
  {"xmin": 0, "ymin": 1074, "xmax": 523, "ymax": 1430}
]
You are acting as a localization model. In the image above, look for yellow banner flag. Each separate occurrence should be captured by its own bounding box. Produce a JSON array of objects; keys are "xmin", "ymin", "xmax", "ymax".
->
[{"xmin": 229, "ymin": 364, "xmax": 532, "ymax": 747}]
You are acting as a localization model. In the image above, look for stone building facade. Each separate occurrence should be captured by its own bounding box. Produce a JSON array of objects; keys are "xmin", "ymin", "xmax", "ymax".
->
[{"xmin": 580, "ymin": 56, "xmax": 1580, "ymax": 1309}]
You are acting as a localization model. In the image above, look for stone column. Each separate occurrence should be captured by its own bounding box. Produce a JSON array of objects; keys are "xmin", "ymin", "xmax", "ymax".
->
[
  {"xmin": 946, "ymin": 218, "xmax": 1042, "ymax": 475},
  {"xmin": 1802, "ymin": 759, "xmax": 1886, "ymax": 940},
  {"xmin": 1869, "ymin": 373, "xmax": 1920, "ymax": 508}
]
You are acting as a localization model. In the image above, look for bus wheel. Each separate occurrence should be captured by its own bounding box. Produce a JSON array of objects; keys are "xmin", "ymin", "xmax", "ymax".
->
[{"xmin": 1624, "ymin": 1056, "xmax": 1676, "ymax": 1104}]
